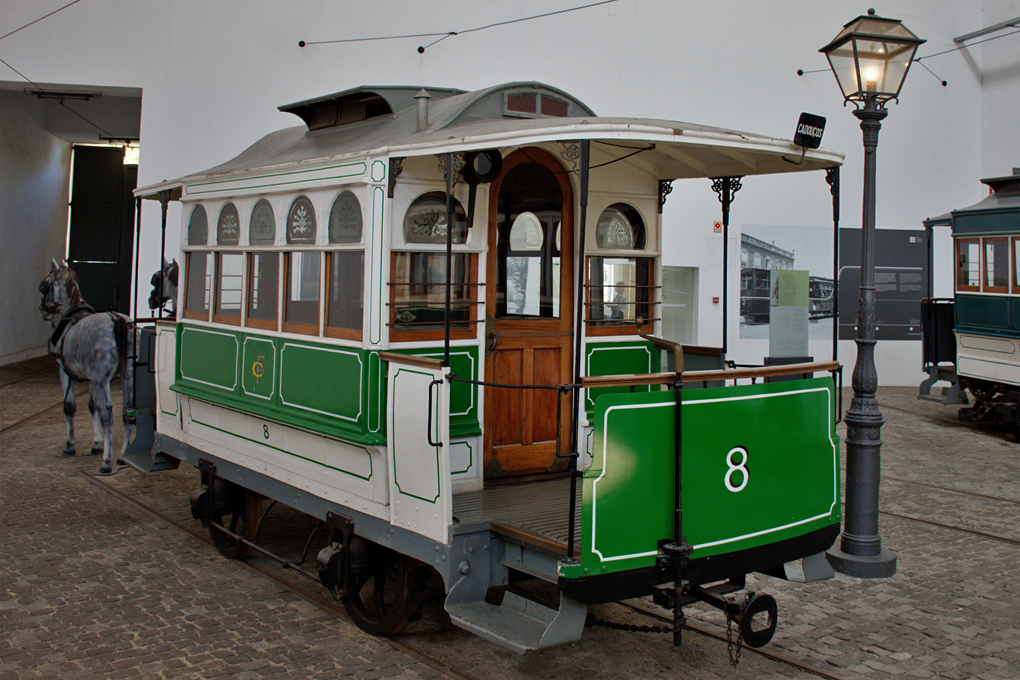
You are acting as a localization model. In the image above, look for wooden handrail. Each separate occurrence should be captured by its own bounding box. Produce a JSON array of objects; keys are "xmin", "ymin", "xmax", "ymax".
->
[
  {"xmin": 378, "ymin": 351, "xmax": 445, "ymax": 369},
  {"xmin": 580, "ymin": 360, "xmax": 840, "ymax": 389}
]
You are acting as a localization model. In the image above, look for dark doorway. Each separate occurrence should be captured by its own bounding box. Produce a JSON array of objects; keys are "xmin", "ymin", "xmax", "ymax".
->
[{"xmin": 67, "ymin": 145, "xmax": 137, "ymax": 313}]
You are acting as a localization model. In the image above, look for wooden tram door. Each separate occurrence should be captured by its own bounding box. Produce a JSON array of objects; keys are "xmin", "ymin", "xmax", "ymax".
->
[{"xmin": 483, "ymin": 149, "xmax": 574, "ymax": 479}]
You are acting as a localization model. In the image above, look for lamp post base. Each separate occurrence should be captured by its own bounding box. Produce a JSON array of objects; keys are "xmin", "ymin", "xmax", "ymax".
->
[{"xmin": 825, "ymin": 546, "xmax": 897, "ymax": 578}]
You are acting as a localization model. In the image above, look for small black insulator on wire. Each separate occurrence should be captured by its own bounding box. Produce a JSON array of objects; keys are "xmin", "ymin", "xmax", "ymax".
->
[
  {"xmin": 418, "ymin": 45, "xmax": 425, "ymax": 53},
  {"xmin": 797, "ymin": 69, "xmax": 804, "ymax": 76},
  {"xmin": 298, "ymin": 40, "xmax": 305, "ymax": 47}
]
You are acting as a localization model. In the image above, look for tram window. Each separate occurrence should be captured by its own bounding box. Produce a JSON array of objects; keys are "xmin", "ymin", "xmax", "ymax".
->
[
  {"xmin": 984, "ymin": 238, "xmax": 1008, "ymax": 293},
  {"xmin": 403, "ymin": 193, "xmax": 467, "ymax": 245},
  {"xmin": 587, "ymin": 257, "xmax": 653, "ymax": 331},
  {"xmin": 246, "ymin": 252, "xmax": 279, "ymax": 330},
  {"xmin": 284, "ymin": 252, "xmax": 321, "ymax": 334},
  {"xmin": 1013, "ymin": 238, "xmax": 1020, "ymax": 293},
  {"xmin": 390, "ymin": 252, "xmax": 475, "ymax": 339},
  {"xmin": 183, "ymin": 251, "xmax": 211, "ymax": 320},
  {"xmin": 213, "ymin": 253, "xmax": 243, "ymax": 325},
  {"xmin": 587, "ymin": 203, "xmax": 651, "ymax": 333},
  {"xmin": 956, "ymin": 239, "xmax": 980, "ymax": 292},
  {"xmin": 187, "ymin": 205, "xmax": 208, "ymax": 245},
  {"xmin": 326, "ymin": 251, "xmax": 364, "ymax": 339}
]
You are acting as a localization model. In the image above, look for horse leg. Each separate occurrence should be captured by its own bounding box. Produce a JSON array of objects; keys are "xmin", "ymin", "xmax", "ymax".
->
[
  {"xmin": 88, "ymin": 395, "xmax": 104, "ymax": 455},
  {"xmin": 118, "ymin": 333, "xmax": 135, "ymax": 467},
  {"xmin": 93, "ymin": 381, "xmax": 115, "ymax": 475},
  {"xmin": 60, "ymin": 369, "xmax": 77, "ymax": 456}
]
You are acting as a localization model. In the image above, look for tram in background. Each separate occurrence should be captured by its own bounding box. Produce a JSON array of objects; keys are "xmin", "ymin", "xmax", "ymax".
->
[
  {"xmin": 809, "ymin": 276, "xmax": 835, "ymax": 319},
  {"xmin": 920, "ymin": 169, "xmax": 1020, "ymax": 437},
  {"xmin": 739, "ymin": 269, "xmax": 835, "ymax": 323},
  {"xmin": 130, "ymin": 82, "xmax": 845, "ymax": 654}
]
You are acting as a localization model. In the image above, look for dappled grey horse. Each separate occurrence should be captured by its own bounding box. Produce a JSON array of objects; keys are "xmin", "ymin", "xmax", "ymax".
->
[
  {"xmin": 38, "ymin": 259, "xmax": 135, "ymax": 474},
  {"xmin": 148, "ymin": 257, "xmax": 178, "ymax": 317}
]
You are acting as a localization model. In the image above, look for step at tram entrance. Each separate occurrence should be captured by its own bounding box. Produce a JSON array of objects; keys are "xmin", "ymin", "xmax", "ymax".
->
[{"xmin": 483, "ymin": 149, "xmax": 574, "ymax": 479}]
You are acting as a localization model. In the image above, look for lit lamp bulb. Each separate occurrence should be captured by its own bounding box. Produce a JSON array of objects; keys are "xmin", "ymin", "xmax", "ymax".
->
[{"xmin": 863, "ymin": 65, "xmax": 880, "ymax": 92}]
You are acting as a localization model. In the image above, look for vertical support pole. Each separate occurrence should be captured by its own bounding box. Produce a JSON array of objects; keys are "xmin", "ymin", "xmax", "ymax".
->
[
  {"xmin": 133, "ymin": 196, "xmax": 142, "ymax": 320},
  {"xmin": 566, "ymin": 139, "xmax": 591, "ymax": 564},
  {"xmin": 826, "ymin": 167, "xmax": 840, "ymax": 363},
  {"xmin": 670, "ymin": 369, "xmax": 688, "ymax": 646},
  {"xmin": 444, "ymin": 152, "xmax": 454, "ymax": 366},
  {"xmin": 159, "ymin": 191, "xmax": 170, "ymax": 320},
  {"xmin": 826, "ymin": 96, "xmax": 897, "ymax": 578},
  {"xmin": 711, "ymin": 177, "xmax": 742, "ymax": 354}
]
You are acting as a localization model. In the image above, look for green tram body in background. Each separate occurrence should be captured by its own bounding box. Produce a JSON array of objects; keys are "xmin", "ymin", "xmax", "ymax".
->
[{"xmin": 135, "ymin": 82, "xmax": 845, "ymax": 654}]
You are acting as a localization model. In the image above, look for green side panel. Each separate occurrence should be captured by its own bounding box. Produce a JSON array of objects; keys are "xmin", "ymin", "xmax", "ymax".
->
[
  {"xmin": 562, "ymin": 378, "xmax": 840, "ymax": 579},
  {"xmin": 279, "ymin": 343, "xmax": 364, "ymax": 423},
  {"xmin": 956, "ymin": 294, "xmax": 1017, "ymax": 336},
  {"xmin": 241, "ymin": 336, "xmax": 277, "ymax": 400},
  {"xmin": 388, "ymin": 347, "xmax": 481, "ymax": 438},
  {"xmin": 584, "ymin": 341, "xmax": 660, "ymax": 417},
  {"xmin": 173, "ymin": 324, "xmax": 382, "ymax": 444},
  {"xmin": 179, "ymin": 327, "xmax": 239, "ymax": 392}
]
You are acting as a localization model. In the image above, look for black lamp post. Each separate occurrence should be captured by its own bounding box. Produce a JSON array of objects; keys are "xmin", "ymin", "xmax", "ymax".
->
[{"xmin": 820, "ymin": 9, "xmax": 924, "ymax": 578}]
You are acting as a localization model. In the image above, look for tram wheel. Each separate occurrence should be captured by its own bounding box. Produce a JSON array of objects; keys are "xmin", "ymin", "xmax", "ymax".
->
[
  {"xmin": 341, "ymin": 551, "xmax": 420, "ymax": 636},
  {"xmin": 209, "ymin": 486, "xmax": 261, "ymax": 560}
]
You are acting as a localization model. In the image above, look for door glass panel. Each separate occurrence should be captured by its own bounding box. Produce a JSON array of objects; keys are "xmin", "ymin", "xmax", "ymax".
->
[{"xmin": 496, "ymin": 163, "xmax": 562, "ymax": 318}]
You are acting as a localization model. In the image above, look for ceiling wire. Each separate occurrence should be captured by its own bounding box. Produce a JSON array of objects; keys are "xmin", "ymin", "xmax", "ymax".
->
[
  {"xmin": 299, "ymin": 0, "xmax": 618, "ymax": 52},
  {"xmin": 0, "ymin": 0, "xmax": 84, "ymax": 42},
  {"xmin": 0, "ymin": 55, "xmax": 116, "ymax": 138}
]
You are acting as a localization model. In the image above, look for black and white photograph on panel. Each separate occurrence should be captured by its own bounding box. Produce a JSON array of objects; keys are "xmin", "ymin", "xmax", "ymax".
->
[
  {"xmin": 739, "ymin": 224, "xmax": 837, "ymax": 342},
  {"xmin": 838, "ymin": 228, "xmax": 928, "ymax": 341}
]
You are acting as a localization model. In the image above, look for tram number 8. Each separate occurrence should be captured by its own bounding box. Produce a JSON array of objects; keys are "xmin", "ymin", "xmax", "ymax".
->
[
  {"xmin": 724, "ymin": 446, "xmax": 748, "ymax": 492},
  {"xmin": 263, "ymin": 424, "xmax": 270, "ymax": 440}
]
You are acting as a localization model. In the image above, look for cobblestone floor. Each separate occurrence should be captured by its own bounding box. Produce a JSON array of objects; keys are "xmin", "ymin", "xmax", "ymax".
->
[{"xmin": 2, "ymin": 355, "xmax": 1019, "ymax": 679}]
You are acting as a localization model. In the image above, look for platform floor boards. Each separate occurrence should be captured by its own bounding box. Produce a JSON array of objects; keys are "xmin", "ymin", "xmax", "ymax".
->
[{"xmin": 452, "ymin": 477, "xmax": 581, "ymax": 552}]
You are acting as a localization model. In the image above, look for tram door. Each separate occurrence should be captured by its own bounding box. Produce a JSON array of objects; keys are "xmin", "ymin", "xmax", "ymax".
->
[{"xmin": 483, "ymin": 149, "xmax": 574, "ymax": 479}]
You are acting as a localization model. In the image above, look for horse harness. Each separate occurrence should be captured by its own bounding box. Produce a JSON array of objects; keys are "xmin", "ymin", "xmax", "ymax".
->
[{"xmin": 48, "ymin": 303, "xmax": 100, "ymax": 380}]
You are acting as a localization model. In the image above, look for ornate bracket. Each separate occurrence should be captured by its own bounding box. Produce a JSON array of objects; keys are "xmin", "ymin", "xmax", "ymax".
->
[
  {"xmin": 388, "ymin": 158, "xmax": 403, "ymax": 198},
  {"xmin": 558, "ymin": 141, "xmax": 581, "ymax": 173},
  {"xmin": 437, "ymin": 152, "xmax": 465, "ymax": 186},
  {"xmin": 710, "ymin": 176, "xmax": 743, "ymax": 229},
  {"xmin": 658, "ymin": 180, "xmax": 674, "ymax": 214}
]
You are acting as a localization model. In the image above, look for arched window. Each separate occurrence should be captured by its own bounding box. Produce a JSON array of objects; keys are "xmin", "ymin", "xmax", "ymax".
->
[
  {"xmin": 328, "ymin": 191, "xmax": 363, "ymax": 244},
  {"xmin": 183, "ymin": 205, "xmax": 210, "ymax": 320},
  {"xmin": 246, "ymin": 199, "xmax": 278, "ymax": 330},
  {"xmin": 588, "ymin": 203, "xmax": 652, "ymax": 332},
  {"xmin": 403, "ymin": 192, "xmax": 467, "ymax": 245},
  {"xmin": 326, "ymin": 191, "xmax": 364, "ymax": 339},
  {"xmin": 284, "ymin": 196, "xmax": 319, "ymax": 334},
  {"xmin": 214, "ymin": 202, "xmax": 242, "ymax": 325}
]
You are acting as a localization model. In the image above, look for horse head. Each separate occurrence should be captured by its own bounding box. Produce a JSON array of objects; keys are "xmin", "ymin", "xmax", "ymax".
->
[
  {"xmin": 148, "ymin": 257, "xmax": 179, "ymax": 315},
  {"xmin": 39, "ymin": 259, "xmax": 82, "ymax": 322}
]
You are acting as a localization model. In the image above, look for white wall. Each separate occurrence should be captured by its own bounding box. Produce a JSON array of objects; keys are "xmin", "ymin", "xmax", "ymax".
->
[
  {"xmin": 0, "ymin": 91, "xmax": 72, "ymax": 363},
  {"xmin": 0, "ymin": 0, "xmax": 1017, "ymax": 381}
]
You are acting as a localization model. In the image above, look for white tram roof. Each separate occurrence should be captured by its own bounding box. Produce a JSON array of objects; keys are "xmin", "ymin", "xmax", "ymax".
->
[{"xmin": 136, "ymin": 82, "xmax": 843, "ymax": 198}]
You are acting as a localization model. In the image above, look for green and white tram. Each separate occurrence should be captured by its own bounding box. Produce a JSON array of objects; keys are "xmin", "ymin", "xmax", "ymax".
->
[
  {"xmin": 134, "ymin": 82, "xmax": 844, "ymax": 653},
  {"xmin": 921, "ymin": 169, "xmax": 1020, "ymax": 434}
]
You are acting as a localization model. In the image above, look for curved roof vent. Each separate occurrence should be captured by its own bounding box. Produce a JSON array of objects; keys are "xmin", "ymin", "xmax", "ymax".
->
[{"xmin": 280, "ymin": 86, "xmax": 464, "ymax": 131}]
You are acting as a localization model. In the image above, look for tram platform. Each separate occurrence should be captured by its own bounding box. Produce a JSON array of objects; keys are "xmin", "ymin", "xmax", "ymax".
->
[{"xmin": 2, "ymin": 354, "xmax": 1019, "ymax": 679}]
